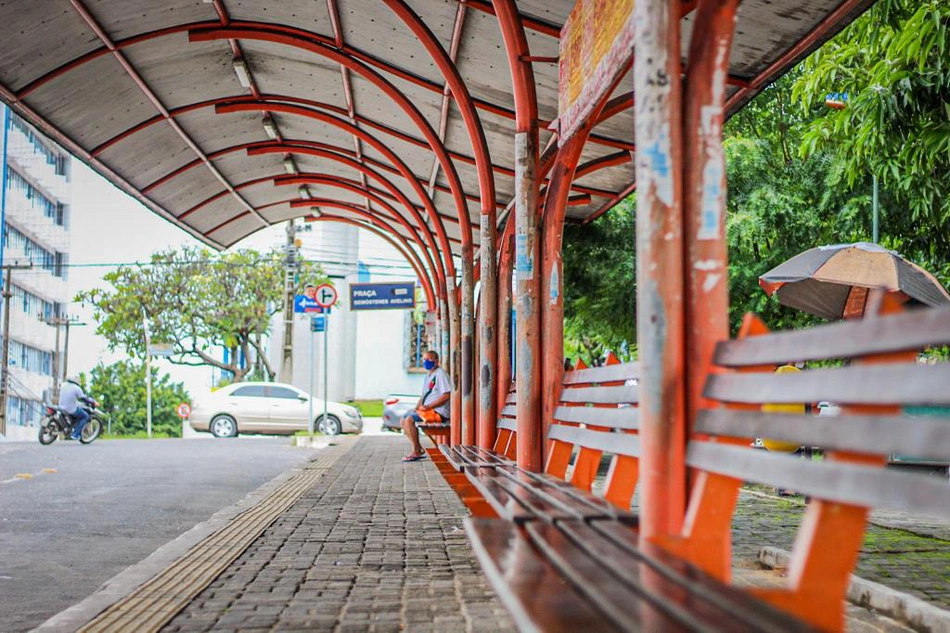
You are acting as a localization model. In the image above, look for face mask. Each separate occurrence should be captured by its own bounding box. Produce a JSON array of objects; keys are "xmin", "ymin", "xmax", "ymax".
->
[{"xmin": 423, "ymin": 359, "xmax": 436, "ymax": 371}]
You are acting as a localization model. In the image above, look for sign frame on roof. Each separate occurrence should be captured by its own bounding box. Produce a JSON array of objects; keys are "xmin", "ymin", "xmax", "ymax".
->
[{"xmin": 557, "ymin": 0, "xmax": 635, "ymax": 146}]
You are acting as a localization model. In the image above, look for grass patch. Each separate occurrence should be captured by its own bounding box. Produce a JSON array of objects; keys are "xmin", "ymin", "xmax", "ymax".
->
[
  {"xmin": 351, "ymin": 399, "xmax": 384, "ymax": 417},
  {"xmin": 293, "ymin": 430, "xmax": 325, "ymax": 437},
  {"xmin": 100, "ymin": 431, "xmax": 180, "ymax": 440}
]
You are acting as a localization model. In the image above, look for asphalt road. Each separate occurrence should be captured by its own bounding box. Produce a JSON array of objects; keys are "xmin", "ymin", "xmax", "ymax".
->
[{"xmin": 0, "ymin": 436, "xmax": 313, "ymax": 632}]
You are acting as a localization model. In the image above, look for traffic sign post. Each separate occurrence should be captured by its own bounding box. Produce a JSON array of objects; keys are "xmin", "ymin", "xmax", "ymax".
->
[{"xmin": 309, "ymin": 284, "xmax": 337, "ymax": 435}]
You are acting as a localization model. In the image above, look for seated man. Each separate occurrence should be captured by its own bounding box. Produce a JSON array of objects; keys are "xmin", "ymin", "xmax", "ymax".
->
[
  {"xmin": 59, "ymin": 375, "xmax": 90, "ymax": 440},
  {"xmin": 401, "ymin": 350, "xmax": 451, "ymax": 462}
]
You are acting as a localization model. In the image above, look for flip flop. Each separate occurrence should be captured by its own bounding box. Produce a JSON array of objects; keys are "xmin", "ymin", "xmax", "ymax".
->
[{"xmin": 401, "ymin": 454, "xmax": 426, "ymax": 462}]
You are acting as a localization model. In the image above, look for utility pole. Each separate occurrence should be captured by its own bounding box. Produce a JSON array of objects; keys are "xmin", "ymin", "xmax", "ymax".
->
[
  {"xmin": 40, "ymin": 315, "xmax": 84, "ymax": 402},
  {"xmin": 0, "ymin": 261, "xmax": 33, "ymax": 436},
  {"xmin": 280, "ymin": 220, "xmax": 297, "ymax": 382}
]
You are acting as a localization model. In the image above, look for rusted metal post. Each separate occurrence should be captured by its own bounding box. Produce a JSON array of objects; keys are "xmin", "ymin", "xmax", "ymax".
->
[
  {"xmin": 494, "ymin": 0, "xmax": 541, "ymax": 472},
  {"xmin": 540, "ymin": 135, "xmax": 586, "ymax": 456},
  {"xmin": 514, "ymin": 130, "xmax": 541, "ymax": 471},
  {"xmin": 478, "ymin": 214, "xmax": 498, "ymax": 449},
  {"xmin": 683, "ymin": 0, "xmax": 738, "ymax": 432},
  {"xmin": 439, "ymin": 296, "xmax": 449, "ymax": 372},
  {"xmin": 496, "ymin": 226, "xmax": 514, "ymax": 418},
  {"xmin": 448, "ymin": 275, "xmax": 462, "ymax": 445},
  {"xmin": 460, "ymin": 254, "xmax": 476, "ymax": 446},
  {"xmin": 634, "ymin": 0, "xmax": 687, "ymax": 538}
]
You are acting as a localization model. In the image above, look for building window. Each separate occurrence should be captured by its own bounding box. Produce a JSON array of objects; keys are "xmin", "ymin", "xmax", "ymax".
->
[
  {"xmin": 3, "ymin": 224, "xmax": 66, "ymax": 278},
  {"xmin": 9, "ymin": 113, "xmax": 69, "ymax": 182},
  {"xmin": 5, "ymin": 167, "xmax": 65, "ymax": 226},
  {"xmin": 404, "ymin": 311, "xmax": 433, "ymax": 372}
]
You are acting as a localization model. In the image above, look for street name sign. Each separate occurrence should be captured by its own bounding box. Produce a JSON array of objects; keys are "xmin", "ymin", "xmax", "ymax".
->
[{"xmin": 350, "ymin": 282, "xmax": 416, "ymax": 310}]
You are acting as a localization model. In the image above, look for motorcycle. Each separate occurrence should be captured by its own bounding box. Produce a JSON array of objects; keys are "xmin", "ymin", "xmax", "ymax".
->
[{"xmin": 38, "ymin": 398, "xmax": 106, "ymax": 445}]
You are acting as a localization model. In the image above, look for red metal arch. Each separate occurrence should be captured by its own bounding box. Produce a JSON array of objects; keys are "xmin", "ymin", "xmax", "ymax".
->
[
  {"xmin": 188, "ymin": 24, "xmax": 474, "ymax": 254},
  {"xmin": 248, "ymin": 144, "xmax": 445, "ymax": 288},
  {"xmin": 272, "ymin": 199, "xmax": 438, "ymax": 308},
  {"xmin": 214, "ymin": 100, "xmax": 460, "ymax": 279},
  {"xmin": 307, "ymin": 214, "xmax": 440, "ymax": 310},
  {"xmin": 249, "ymin": 195, "xmax": 440, "ymax": 308}
]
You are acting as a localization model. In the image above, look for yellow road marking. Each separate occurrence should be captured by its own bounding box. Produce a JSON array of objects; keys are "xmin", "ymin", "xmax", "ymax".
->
[
  {"xmin": 80, "ymin": 438, "xmax": 357, "ymax": 633},
  {"xmin": 14, "ymin": 473, "xmax": 32, "ymax": 479}
]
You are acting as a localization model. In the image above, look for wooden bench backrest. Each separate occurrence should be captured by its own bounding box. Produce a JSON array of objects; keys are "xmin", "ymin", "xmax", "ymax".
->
[
  {"xmin": 680, "ymin": 300, "xmax": 950, "ymax": 630},
  {"xmin": 544, "ymin": 355, "xmax": 640, "ymax": 508},
  {"xmin": 492, "ymin": 387, "xmax": 518, "ymax": 458}
]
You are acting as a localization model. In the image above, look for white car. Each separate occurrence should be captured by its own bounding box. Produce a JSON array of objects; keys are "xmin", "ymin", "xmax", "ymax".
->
[{"xmin": 188, "ymin": 382, "xmax": 362, "ymax": 437}]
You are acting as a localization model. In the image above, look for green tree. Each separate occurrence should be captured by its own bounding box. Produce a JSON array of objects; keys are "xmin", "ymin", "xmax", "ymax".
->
[
  {"xmin": 77, "ymin": 246, "xmax": 326, "ymax": 381},
  {"xmin": 793, "ymin": 0, "xmax": 950, "ymax": 267},
  {"xmin": 85, "ymin": 360, "xmax": 190, "ymax": 437},
  {"xmin": 562, "ymin": 198, "xmax": 636, "ymax": 362}
]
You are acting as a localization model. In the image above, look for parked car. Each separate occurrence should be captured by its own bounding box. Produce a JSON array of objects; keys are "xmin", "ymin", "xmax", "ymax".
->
[
  {"xmin": 189, "ymin": 382, "xmax": 362, "ymax": 437},
  {"xmin": 381, "ymin": 394, "xmax": 418, "ymax": 431}
]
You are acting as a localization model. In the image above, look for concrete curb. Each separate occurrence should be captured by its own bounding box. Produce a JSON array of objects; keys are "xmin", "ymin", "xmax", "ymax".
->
[
  {"xmin": 32, "ymin": 448, "xmax": 331, "ymax": 633},
  {"xmin": 759, "ymin": 547, "xmax": 950, "ymax": 633}
]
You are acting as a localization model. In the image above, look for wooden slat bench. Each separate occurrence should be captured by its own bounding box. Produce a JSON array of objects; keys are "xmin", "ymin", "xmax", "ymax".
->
[
  {"xmin": 438, "ymin": 387, "xmax": 518, "ymax": 469},
  {"xmin": 461, "ymin": 299, "xmax": 950, "ymax": 632}
]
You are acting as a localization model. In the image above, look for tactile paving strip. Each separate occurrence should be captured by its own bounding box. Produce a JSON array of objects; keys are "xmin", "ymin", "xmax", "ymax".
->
[{"xmin": 79, "ymin": 439, "xmax": 355, "ymax": 633}]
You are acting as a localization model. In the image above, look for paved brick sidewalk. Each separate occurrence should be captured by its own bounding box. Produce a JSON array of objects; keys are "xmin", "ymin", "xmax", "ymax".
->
[
  {"xmin": 163, "ymin": 437, "xmax": 514, "ymax": 633},
  {"xmin": 732, "ymin": 490, "xmax": 950, "ymax": 608}
]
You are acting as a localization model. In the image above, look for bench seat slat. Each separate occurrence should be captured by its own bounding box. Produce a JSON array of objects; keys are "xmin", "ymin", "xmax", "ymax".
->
[
  {"xmin": 464, "ymin": 467, "xmax": 587, "ymax": 522},
  {"xmin": 714, "ymin": 306, "xmax": 950, "ymax": 367},
  {"xmin": 497, "ymin": 468, "xmax": 635, "ymax": 522},
  {"xmin": 586, "ymin": 522, "xmax": 815, "ymax": 631},
  {"xmin": 696, "ymin": 410, "xmax": 950, "ymax": 461},
  {"xmin": 560, "ymin": 384, "xmax": 638, "ymax": 405},
  {"xmin": 553, "ymin": 406, "xmax": 640, "ymax": 430},
  {"xmin": 457, "ymin": 444, "xmax": 512, "ymax": 466},
  {"xmin": 548, "ymin": 425, "xmax": 641, "ymax": 457},
  {"xmin": 686, "ymin": 443, "xmax": 950, "ymax": 517},
  {"xmin": 704, "ymin": 363, "xmax": 950, "ymax": 407},
  {"xmin": 563, "ymin": 361, "xmax": 640, "ymax": 385},
  {"xmin": 496, "ymin": 417, "xmax": 517, "ymax": 432},
  {"xmin": 464, "ymin": 518, "xmax": 629, "ymax": 633},
  {"xmin": 501, "ymin": 405, "xmax": 517, "ymax": 417}
]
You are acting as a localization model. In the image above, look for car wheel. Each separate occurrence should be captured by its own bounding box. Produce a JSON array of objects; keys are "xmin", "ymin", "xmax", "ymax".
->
[
  {"xmin": 317, "ymin": 415, "xmax": 342, "ymax": 436},
  {"xmin": 210, "ymin": 415, "xmax": 238, "ymax": 438}
]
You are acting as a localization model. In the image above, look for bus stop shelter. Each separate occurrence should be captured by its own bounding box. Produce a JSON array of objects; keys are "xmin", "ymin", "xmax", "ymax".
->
[{"xmin": 0, "ymin": 0, "xmax": 895, "ymax": 629}]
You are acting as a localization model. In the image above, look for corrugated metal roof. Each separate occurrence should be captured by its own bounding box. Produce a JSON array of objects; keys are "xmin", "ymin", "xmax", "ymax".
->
[{"xmin": 0, "ymin": 0, "xmax": 872, "ymax": 252}]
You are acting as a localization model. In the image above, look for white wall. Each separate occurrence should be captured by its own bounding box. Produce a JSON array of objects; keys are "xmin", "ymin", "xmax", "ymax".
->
[{"xmin": 354, "ymin": 309, "xmax": 426, "ymax": 398}]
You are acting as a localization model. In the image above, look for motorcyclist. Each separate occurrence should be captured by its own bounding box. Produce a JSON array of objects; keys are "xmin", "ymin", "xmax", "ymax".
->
[{"xmin": 59, "ymin": 375, "xmax": 90, "ymax": 440}]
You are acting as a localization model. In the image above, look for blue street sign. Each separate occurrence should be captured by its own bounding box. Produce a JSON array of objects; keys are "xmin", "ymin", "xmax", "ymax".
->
[
  {"xmin": 294, "ymin": 295, "xmax": 326, "ymax": 313},
  {"xmin": 350, "ymin": 281, "xmax": 416, "ymax": 310},
  {"xmin": 311, "ymin": 315, "xmax": 326, "ymax": 332}
]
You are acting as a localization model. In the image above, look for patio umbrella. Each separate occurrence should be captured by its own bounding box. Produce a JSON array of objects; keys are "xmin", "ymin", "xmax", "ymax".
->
[{"xmin": 758, "ymin": 242, "xmax": 950, "ymax": 320}]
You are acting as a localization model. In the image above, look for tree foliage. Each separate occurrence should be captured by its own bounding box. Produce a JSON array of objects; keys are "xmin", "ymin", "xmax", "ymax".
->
[
  {"xmin": 78, "ymin": 247, "xmax": 326, "ymax": 381},
  {"xmin": 562, "ymin": 199, "xmax": 636, "ymax": 362},
  {"xmin": 561, "ymin": 2, "xmax": 950, "ymax": 347},
  {"xmin": 794, "ymin": 0, "xmax": 950, "ymax": 262},
  {"xmin": 85, "ymin": 360, "xmax": 190, "ymax": 438}
]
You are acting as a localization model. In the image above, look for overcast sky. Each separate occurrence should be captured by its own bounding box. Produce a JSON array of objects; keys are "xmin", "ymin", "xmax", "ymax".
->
[{"xmin": 67, "ymin": 162, "xmax": 288, "ymax": 398}]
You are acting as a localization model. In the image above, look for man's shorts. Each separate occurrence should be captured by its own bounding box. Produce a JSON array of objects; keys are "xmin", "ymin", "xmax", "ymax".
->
[{"xmin": 410, "ymin": 411, "xmax": 447, "ymax": 425}]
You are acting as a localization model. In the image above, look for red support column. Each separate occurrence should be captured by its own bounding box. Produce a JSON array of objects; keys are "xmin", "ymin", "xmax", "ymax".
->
[
  {"xmin": 540, "ymin": 134, "xmax": 586, "ymax": 457},
  {"xmin": 495, "ymin": 223, "xmax": 514, "ymax": 424},
  {"xmin": 633, "ymin": 0, "xmax": 687, "ymax": 538},
  {"xmin": 683, "ymin": 0, "xmax": 738, "ymax": 435},
  {"xmin": 493, "ymin": 0, "xmax": 541, "ymax": 472},
  {"xmin": 449, "ymin": 276, "xmax": 462, "ymax": 445}
]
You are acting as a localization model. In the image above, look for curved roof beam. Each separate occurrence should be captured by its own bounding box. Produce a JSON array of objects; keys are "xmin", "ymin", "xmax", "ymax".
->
[
  {"xmin": 92, "ymin": 94, "xmax": 518, "ymax": 183},
  {"xmin": 280, "ymin": 200, "xmax": 437, "ymax": 308},
  {"xmin": 214, "ymin": 100, "xmax": 462, "ymax": 277},
  {"xmin": 383, "ymin": 0, "xmax": 496, "ymax": 231},
  {"xmin": 249, "ymin": 145, "xmax": 444, "ymax": 288},
  {"xmin": 230, "ymin": 195, "xmax": 440, "ymax": 306},
  {"xmin": 190, "ymin": 24, "xmax": 474, "ymax": 251},
  {"xmin": 307, "ymin": 214, "xmax": 439, "ymax": 308}
]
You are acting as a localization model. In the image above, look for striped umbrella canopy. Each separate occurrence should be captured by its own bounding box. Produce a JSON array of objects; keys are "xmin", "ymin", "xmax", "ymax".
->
[{"xmin": 759, "ymin": 242, "xmax": 950, "ymax": 320}]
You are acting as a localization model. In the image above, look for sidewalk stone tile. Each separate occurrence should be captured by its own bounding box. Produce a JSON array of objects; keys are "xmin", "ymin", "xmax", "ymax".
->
[{"xmin": 162, "ymin": 437, "xmax": 515, "ymax": 633}]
